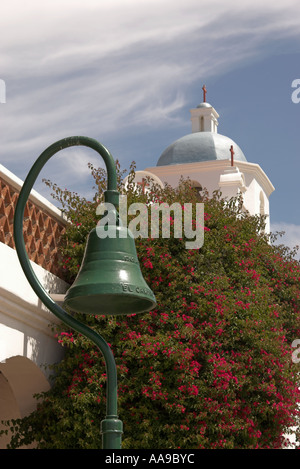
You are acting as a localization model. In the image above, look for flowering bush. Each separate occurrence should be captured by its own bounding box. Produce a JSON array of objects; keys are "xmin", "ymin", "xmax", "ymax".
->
[{"xmin": 3, "ymin": 162, "xmax": 300, "ymax": 449}]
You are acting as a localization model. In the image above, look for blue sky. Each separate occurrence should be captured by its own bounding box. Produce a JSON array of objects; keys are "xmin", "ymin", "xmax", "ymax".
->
[{"xmin": 1, "ymin": 0, "xmax": 300, "ymax": 257}]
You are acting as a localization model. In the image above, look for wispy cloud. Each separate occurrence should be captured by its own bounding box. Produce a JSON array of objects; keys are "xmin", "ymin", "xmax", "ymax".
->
[
  {"xmin": 1, "ymin": 0, "xmax": 300, "ymax": 192},
  {"xmin": 270, "ymin": 222, "xmax": 300, "ymax": 260}
]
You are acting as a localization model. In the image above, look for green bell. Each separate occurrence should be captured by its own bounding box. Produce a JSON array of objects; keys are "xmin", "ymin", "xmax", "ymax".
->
[{"xmin": 63, "ymin": 225, "xmax": 156, "ymax": 316}]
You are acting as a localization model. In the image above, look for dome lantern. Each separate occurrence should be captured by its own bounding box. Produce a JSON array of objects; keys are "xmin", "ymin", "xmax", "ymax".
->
[{"xmin": 190, "ymin": 85, "xmax": 219, "ymax": 133}]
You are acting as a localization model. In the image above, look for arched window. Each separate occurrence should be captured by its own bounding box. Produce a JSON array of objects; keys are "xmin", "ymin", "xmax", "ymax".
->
[
  {"xmin": 260, "ymin": 191, "xmax": 265, "ymax": 216},
  {"xmin": 190, "ymin": 180, "xmax": 203, "ymax": 201},
  {"xmin": 200, "ymin": 116, "xmax": 204, "ymax": 132}
]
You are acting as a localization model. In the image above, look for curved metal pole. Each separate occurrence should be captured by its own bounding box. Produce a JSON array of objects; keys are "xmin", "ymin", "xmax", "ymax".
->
[{"xmin": 13, "ymin": 136, "xmax": 122, "ymax": 449}]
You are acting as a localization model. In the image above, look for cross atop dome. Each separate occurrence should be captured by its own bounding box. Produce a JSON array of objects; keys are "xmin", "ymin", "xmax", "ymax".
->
[
  {"xmin": 202, "ymin": 84, "xmax": 207, "ymax": 103},
  {"xmin": 230, "ymin": 145, "xmax": 234, "ymax": 166},
  {"xmin": 190, "ymin": 86, "xmax": 219, "ymax": 133}
]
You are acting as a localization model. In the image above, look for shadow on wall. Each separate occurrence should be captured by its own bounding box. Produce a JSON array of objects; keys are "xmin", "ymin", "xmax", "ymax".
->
[{"xmin": 0, "ymin": 356, "xmax": 50, "ymax": 449}]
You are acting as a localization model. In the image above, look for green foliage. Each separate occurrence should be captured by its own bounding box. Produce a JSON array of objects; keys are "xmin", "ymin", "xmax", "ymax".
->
[{"xmin": 2, "ymin": 161, "xmax": 300, "ymax": 449}]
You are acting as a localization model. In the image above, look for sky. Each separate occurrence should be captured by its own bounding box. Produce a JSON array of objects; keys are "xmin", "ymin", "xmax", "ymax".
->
[{"xmin": 1, "ymin": 0, "xmax": 300, "ymax": 258}]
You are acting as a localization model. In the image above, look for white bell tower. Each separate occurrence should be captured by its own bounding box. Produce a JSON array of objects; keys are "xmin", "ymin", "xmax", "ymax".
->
[{"xmin": 190, "ymin": 85, "xmax": 219, "ymax": 133}]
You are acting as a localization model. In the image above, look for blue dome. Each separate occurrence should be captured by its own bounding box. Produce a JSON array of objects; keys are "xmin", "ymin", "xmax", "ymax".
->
[
  {"xmin": 156, "ymin": 132, "xmax": 247, "ymax": 166},
  {"xmin": 196, "ymin": 102, "xmax": 213, "ymax": 108}
]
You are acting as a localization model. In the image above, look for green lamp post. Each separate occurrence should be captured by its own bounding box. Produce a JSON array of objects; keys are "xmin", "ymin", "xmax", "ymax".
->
[{"xmin": 13, "ymin": 136, "xmax": 157, "ymax": 449}]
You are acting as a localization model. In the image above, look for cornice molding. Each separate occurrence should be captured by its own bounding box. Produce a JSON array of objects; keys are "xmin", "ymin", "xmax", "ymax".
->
[
  {"xmin": 0, "ymin": 287, "xmax": 61, "ymax": 337},
  {"xmin": 145, "ymin": 159, "xmax": 275, "ymax": 197}
]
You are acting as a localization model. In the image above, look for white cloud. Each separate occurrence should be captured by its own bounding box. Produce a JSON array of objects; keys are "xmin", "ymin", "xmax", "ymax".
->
[
  {"xmin": 2, "ymin": 0, "xmax": 300, "ymax": 196},
  {"xmin": 270, "ymin": 222, "xmax": 300, "ymax": 260}
]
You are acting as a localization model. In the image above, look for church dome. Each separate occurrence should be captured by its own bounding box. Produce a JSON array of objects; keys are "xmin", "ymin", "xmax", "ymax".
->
[
  {"xmin": 196, "ymin": 102, "xmax": 213, "ymax": 108},
  {"xmin": 157, "ymin": 132, "xmax": 247, "ymax": 167}
]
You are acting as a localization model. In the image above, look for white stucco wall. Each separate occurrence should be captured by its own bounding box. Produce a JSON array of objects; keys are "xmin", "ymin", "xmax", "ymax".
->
[
  {"xmin": 0, "ymin": 240, "xmax": 69, "ymax": 448},
  {"xmin": 145, "ymin": 159, "xmax": 274, "ymax": 233},
  {"xmin": 0, "ymin": 163, "xmax": 71, "ymax": 448},
  {"xmin": 0, "ymin": 241, "xmax": 68, "ymax": 371}
]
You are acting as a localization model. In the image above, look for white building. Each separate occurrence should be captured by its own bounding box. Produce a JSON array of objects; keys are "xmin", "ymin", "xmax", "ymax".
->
[
  {"xmin": 134, "ymin": 93, "xmax": 275, "ymax": 233},
  {"xmin": 0, "ymin": 165, "xmax": 68, "ymax": 448}
]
